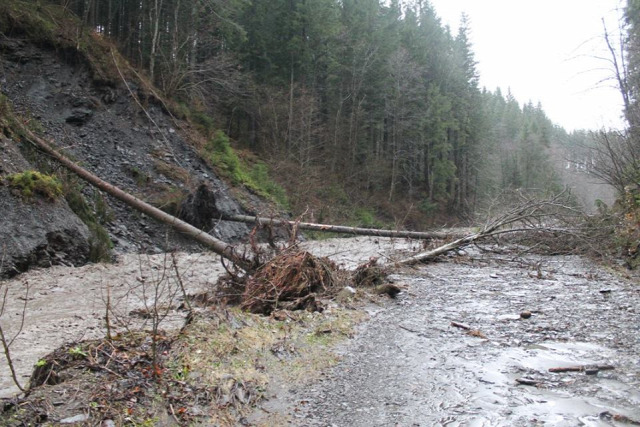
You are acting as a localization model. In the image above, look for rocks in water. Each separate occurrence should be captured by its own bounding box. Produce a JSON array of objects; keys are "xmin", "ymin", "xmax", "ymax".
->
[{"xmin": 374, "ymin": 283, "xmax": 402, "ymax": 298}]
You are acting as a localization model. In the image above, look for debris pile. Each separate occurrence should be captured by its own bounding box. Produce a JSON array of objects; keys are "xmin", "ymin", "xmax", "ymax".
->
[{"xmin": 240, "ymin": 251, "xmax": 338, "ymax": 314}]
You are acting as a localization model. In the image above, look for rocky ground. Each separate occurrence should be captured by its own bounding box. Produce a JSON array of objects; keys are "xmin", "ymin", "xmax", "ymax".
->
[
  {"xmin": 276, "ymin": 248, "xmax": 640, "ymax": 426},
  {"xmin": 0, "ymin": 34, "xmax": 262, "ymax": 277}
]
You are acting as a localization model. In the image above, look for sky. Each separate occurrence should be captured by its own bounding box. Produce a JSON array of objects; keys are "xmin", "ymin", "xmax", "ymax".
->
[{"xmin": 428, "ymin": 0, "xmax": 627, "ymax": 131}]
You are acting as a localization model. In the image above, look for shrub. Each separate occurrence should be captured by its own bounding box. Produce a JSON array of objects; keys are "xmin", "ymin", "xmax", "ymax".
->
[
  {"xmin": 249, "ymin": 162, "xmax": 289, "ymax": 208},
  {"xmin": 202, "ymin": 130, "xmax": 289, "ymax": 207},
  {"xmin": 353, "ymin": 208, "xmax": 385, "ymax": 229},
  {"xmin": 191, "ymin": 111, "xmax": 216, "ymax": 137},
  {"xmin": 205, "ymin": 131, "xmax": 244, "ymax": 184}
]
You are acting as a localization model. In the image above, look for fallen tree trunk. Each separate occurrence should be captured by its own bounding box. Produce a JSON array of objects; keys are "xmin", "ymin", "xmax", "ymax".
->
[
  {"xmin": 394, "ymin": 190, "xmax": 580, "ymax": 266},
  {"xmin": 222, "ymin": 214, "xmax": 459, "ymax": 240},
  {"xmin": 20, "ymin": 129, "xmax": 255, "ymax": 272},
  {"xmin": 395, "ymin": 231, "xmax": 483, "ymax": 266}
]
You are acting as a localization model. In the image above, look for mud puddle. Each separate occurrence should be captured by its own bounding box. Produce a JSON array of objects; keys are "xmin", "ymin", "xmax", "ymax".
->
[{"xmin": 278, "ymin": 251, "xmax": 640, "ymax": 426}]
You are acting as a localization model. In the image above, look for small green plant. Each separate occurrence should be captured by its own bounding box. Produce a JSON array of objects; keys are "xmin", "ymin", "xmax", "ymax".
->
[
  {"xmin": 68, "ymin": 346, "xmax": 88, "ymax": 358},
  {"xmin": 204, "ymin": 131, "xmax": 243, "ymax": 182},
  {"xmin": 354, "ymin": 208, "xmax": 384, "ymax": 229},
  {"xmin": 6, "ymin": 170, "xmax": 63, "ymax": 200},
  {"xmin": 249, "ymin": 162, "xmax": 289, "ymax": 208},
  {"xmin": 191, "ymin": 111, "xmax": 216, "ymax": 137},
  {"xmin": 419, "ymin": 199, "xmax": 439, "ymax": 215},
  {"xmin": 128, "ymin": 166, "xmax": 150, "ymax": 187},
  {"xmin": 35, "ymin": 359, "xmax": 47, "ymax": 368}
]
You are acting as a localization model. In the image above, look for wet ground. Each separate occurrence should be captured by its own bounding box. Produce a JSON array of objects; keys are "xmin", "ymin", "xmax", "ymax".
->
[
  {"xmin": 282, "ymin": 249, "xmax": 640, "ymax": 426},
  {"xmin": 1, "ymin": 238, "xmax": 639, "ymax": 426}
]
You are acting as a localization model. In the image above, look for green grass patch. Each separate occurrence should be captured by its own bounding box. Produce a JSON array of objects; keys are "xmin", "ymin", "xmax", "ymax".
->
[
  {"xmin": 202, "ymin": 130, "xmax": 289, "ymax": 208},
  {"xmin": 5, "ymin": 170, "xmax": 63, "ymax": 200}
]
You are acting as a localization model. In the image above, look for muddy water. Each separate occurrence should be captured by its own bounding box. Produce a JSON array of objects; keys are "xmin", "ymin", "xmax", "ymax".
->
[
  {"xmin": 0, "ymin": 251, "xmax": 226, "ymax": 398},
  {"xmin": 0, "ymin": 237, "xmax": 421, "ymax": 398},
  {"xmin": 286, "ymin": 252, "xmax": 640, "ymax": 426}
]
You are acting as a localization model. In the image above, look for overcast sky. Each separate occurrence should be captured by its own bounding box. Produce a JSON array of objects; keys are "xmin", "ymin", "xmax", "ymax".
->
[{"xmin": 428, "ymin": 0, "xmax": 626, "ymax": 131}]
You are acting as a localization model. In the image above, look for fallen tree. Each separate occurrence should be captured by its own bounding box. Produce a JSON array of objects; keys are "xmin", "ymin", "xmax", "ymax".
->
[
  {"xmin": 18, "ymin": 128, "xmax": 256, "ymax": 272},
  {"xmin": 395, "ymin": 190, "xmax": 587, "ymax": 266},
  {"xmin": 222, "ymin": 214, "xmax": 460, "ymax": 240}
]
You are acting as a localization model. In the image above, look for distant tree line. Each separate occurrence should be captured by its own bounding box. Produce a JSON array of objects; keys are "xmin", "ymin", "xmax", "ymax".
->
[{"xmin": 56, "ymin": 0, "xmax": 567, "ymax": 215}]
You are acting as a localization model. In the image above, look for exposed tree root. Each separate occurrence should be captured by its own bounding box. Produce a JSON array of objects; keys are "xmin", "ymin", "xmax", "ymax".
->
[{"xmin": 240, "ymin": 251, "xmax": 339, "ymax": 315}]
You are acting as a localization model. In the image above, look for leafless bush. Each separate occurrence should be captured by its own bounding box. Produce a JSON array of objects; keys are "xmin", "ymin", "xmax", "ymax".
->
[
  {"xmin": 478, "ymin": 189, "xmax": 618, "ymax": 257},
  {"xmin": 588, "ymin": 130, "xmax": 640, "ymax": 196},
  {"xmin": 399, "ymin": 189, "xmax": 616, "ymax": 265},
  {"xmin": 101, "ymin": 251, "xmax": 195, "ymax": 377}
]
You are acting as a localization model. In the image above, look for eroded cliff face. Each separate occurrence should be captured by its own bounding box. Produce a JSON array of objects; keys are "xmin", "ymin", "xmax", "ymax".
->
[
  {"xmin": 0, "ymin": 27, "xmax": 259, "ymax": 276},
  {"xmin": 0, "ymin": 138, "xmax": 90, "ymax": 277}
]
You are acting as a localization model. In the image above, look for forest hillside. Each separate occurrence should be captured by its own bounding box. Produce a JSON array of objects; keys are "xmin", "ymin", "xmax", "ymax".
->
[
  {"xmin": 0, "ymin": 0, "xmax": 630, "ymax": 277},
  {"xmin": 31, "ymin": 0, "xmax": 610, "ymax": 226}
]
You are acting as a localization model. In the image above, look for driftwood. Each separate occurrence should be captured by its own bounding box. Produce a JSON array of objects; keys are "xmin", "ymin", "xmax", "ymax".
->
[
  {"xmin": 20, "ymin": 128, "xmax": 255, "ymax": 271},
  {"xmin": 450, "ymin": 321, "xmax": 472, "ymax": 330},
  {"xmin": 549, "ymin": 365, "xmax": 615, "ymax": 373},
  {"xmin": 222, "ymin": 214, "xmax": 459, "ymax": 240}
]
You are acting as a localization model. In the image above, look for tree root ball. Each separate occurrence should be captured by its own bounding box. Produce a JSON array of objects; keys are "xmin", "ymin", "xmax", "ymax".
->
[
  {"xmin": 352, "ymin": 257, "xmax": 388, "ymax": 288},
  {"xmin": 240, "ymin": 251, "xmax": 338, "ymax": 315}
]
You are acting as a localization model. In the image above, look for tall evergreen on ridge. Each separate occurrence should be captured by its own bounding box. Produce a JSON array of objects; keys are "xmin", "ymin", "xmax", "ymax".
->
[{"xmin": 30, "ymin": 0, "xmax": 564, "ymax": 219}]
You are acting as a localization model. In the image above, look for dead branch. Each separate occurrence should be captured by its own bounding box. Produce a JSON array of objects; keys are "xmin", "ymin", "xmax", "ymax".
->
[
  {"xmin": 394, "ymin": 190, "xmax": 591, "ymax": 266},
  {"xmin": 0, "ymin": 249, "xmax": 27, "ymax": 393},
  {"xmin": 450, "ymin": 321, "xmax": 471, "ymax": 331}
]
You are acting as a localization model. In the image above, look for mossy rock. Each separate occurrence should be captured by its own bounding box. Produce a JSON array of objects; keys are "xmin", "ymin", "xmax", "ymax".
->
[{"xmin": 5, "ymin": 170, "xmax": 63, "ymax": 200}]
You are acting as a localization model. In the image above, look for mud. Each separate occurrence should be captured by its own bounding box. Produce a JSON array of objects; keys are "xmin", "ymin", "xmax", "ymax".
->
[{"xmin": 282, "ymin": 249, "xmax": 640, "ymax": 426}]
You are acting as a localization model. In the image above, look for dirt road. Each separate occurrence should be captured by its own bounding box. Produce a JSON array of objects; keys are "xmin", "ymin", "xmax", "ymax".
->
[{"xmin": 282, "ymin": 250, "xmax": 640, "ymax": 426}]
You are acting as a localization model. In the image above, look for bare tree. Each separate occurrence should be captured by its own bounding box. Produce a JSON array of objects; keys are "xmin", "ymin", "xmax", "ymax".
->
[{"xmin": 0, "ymin": 246, "xmax": 28, "ymax": 393}]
